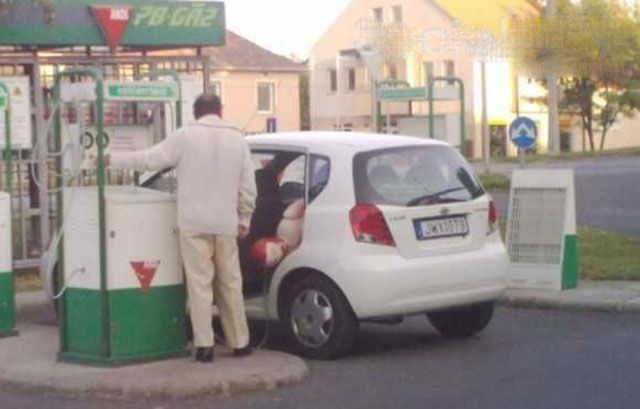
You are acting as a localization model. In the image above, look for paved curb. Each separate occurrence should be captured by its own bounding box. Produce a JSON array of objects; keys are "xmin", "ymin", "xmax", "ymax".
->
[
  {"xmin": 499, "ymin": 283, "xmax": 640, "ymax": 314},
  {"xmin": 0, "ymin": 292, "xmax": 309, "ymax": 400}
]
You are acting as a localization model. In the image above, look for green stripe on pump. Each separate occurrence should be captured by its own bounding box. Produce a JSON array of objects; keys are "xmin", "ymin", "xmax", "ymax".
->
[
  {"xmin": 0, "ymin": 272, "xmax": 16, "ymax": 337},
  {"xmin": 61, "ymin": 284, "xmax": 187, "ymax": 365},
  {"xmin": 562, "ymin": 235, "xmax": 578, "ymax": 290}
]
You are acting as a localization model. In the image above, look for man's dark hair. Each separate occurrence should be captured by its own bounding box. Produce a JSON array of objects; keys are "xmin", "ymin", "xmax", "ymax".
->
[{"xmin": 193, "ymin": 93, "xmax": 222, "ymax": 119}]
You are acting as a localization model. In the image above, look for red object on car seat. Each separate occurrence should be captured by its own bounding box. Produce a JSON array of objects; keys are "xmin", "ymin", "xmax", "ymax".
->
[{"xmin": 250, "ymin": 237, "xmax": 289, "ymax": 269}]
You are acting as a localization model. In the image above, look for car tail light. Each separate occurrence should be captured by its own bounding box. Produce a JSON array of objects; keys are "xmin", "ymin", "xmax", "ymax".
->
[
  {"xmin": 349, "ymin": 204, "xmax": 396, "ymax": 247},
  {"xmin": 487, "ymin": 199, "xmax": 498, "ymax": 235}
]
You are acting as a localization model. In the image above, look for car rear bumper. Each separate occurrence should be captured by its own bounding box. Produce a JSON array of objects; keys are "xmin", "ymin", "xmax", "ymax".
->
[{"xmin": 336, "ymin": 240, "xmax": 509, "ymax": 319}]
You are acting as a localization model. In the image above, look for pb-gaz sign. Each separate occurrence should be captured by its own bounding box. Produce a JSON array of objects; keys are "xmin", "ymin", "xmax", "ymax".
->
[{"xmin": 0, "ymin": 1, "xmax": 226, "ymax": 48}]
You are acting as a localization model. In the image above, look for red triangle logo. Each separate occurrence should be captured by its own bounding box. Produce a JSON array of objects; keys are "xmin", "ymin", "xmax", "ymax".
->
[
  {"xmin": 130, "ymin": 261, "xmax": 160, "ymax": 292},
  {"xmin": 90, "ymin": 6, "xmax": 132, "ymax": 53}
]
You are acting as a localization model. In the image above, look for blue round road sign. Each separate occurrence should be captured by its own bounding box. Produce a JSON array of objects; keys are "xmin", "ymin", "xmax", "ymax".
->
[{"xmin": 509, "ymin": 117, "xmax": 537, "ymax": 150}]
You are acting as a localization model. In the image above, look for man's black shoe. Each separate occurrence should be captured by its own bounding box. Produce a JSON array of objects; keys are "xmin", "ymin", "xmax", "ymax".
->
[
  {"xmin": 195, "ymin": 347, "xmax": 214, "ymax": 363},
  {"xmin": 233, "ymin": 346, "xmax": 253, "ymax": 358}
]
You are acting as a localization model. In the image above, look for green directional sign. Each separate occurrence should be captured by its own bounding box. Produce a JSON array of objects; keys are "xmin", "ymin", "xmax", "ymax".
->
[
  {"xmin": 105, "ymin": 82, "xmax": 179, "ymax": 102},
  {"xmin": 0, "ymin": 94, "xmax": 6, "ymax": 111},
  {"xmin": 379, "ymin": 87, "xmax": 428, "ymax": 102}
]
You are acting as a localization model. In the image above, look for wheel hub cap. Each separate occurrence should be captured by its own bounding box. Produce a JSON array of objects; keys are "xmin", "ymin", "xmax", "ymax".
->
[{"xmin": 290, "ymin": 289, "xmax": 334, "ymax": 348}]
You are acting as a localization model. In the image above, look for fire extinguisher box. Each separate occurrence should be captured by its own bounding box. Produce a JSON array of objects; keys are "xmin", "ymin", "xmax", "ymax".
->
[
  {"xmin": 0, "ymin": 191, "xmax": 17, "ymax": 337},
  {"xmin": 59, "ymin": 186, "xmax": 188, "ymax": 366}
]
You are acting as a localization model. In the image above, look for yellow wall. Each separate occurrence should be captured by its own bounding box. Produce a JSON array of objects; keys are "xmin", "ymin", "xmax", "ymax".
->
[{"xmin": 433, "ymin": 0, "xmax": 539, "ymax": 35}]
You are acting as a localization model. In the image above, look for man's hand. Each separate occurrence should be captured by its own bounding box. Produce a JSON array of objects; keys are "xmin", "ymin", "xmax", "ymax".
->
[{"xmin": 238, "ymin": 223, "xmax": 249, "ymax": 239}]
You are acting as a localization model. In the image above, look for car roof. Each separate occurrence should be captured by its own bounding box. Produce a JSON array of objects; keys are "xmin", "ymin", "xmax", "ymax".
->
[{"xmin": 245, "ymin": 131, "xmax": 448, "ymax": 155}]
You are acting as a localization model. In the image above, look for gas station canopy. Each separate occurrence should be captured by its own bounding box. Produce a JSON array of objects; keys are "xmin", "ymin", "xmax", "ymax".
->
[{"xmin": 0, "ymin": 1, "xmax": 225, "ymax": 49}]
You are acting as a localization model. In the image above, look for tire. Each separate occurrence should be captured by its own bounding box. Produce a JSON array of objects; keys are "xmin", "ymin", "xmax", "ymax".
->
[
  {"xmin": 283, "ymin": 275, "xmax": 358, "ymax": 360},
  {"xmin": 427, "ymin": 301, "xmax": 495, "ymax": 338}
]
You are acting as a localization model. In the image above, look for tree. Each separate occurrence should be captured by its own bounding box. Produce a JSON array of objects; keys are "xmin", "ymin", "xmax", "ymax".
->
[
  {"xmin": 512, "ymin": 0, "xmax": 640, "ymax": 151},
  {"xmin": 299, "ymin": 72, "xmax": 310, "ymax": 131}
]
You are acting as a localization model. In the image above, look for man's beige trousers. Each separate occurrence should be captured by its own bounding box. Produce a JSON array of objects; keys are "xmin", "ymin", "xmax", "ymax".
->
[{"xmin": 179, "ymin": 231, "xmax": 250, "ymax": 348}]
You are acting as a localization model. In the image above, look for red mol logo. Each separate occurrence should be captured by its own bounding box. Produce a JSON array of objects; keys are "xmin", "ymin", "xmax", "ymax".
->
[
  {"xmin": 110, "ymin": 8, "xmax": 130, "ymax": 21},
  {"xmin": 90, "ymin": 5, "xmax": 132, "ymax": 53},
  {"xmin": 130, "ymin": 260, "xmax": 160, "ymax": 292}
]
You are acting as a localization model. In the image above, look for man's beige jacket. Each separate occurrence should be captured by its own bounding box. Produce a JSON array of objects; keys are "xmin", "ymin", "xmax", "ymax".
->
[{"xmin": 111, "ymin": 114, "xmax": 256, "ymax": 236}]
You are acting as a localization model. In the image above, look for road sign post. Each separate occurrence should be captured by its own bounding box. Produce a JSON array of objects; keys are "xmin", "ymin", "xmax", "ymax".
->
[{"xmin": 509, "ymin": 117, "xmax": 538, "ymax": 168}]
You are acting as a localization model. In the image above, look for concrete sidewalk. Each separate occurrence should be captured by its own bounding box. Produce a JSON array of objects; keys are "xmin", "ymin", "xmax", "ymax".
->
[
  {"xmin": 0, "ymin": 291, "xmax": 308, "ymax": 399},
  {"xmin": 501, "ymin": 281, "xmax": 640, "ymax": 313}
]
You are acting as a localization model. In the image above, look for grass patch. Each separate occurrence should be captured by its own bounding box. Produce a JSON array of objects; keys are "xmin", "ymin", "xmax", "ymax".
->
[
  {"xmin": 577, "ymin": 227, "xmax": 640, "ymax": 281},
  {"xmin": 489, "ymin": 146, "xmax": 640, "ymax": 164},
  {"xmin": 478, "ymin": 172, "xmax": 511, "ymax": 191},
  {"xmin": 15, "ymin": 268, "xmax": 43, "ymax": 293},
  {"xmin": 499, "ymin": 220, "xmax": 640, "ymax": 281}
]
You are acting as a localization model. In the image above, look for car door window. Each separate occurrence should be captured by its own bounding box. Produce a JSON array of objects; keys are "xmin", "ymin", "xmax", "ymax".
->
[
  {"xmin": 251, "ymin": 150, "xmax": 307, "ymax": 205},
  {"xmin": 309, "ymin": 155, "xmax": 330, "ymax": 202}
]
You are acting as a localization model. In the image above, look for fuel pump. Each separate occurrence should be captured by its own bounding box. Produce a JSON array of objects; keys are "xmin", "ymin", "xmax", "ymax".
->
[
  {"xmin": 0, "ymin": 81, "xmax": 17, "ymax": 337},
  {"xmin": 51, "ymin": 67, "xmax": 188, "ymax": 366}
]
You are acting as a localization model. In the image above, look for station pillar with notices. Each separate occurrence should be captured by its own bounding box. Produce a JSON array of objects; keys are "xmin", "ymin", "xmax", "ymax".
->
[
  {"xmin": 0, "ymin": 81, "xmax": 17, "ymax": 337},
  {"xmin": 54, "ymin": 68, "xmax": 187, "ymax": 365}
]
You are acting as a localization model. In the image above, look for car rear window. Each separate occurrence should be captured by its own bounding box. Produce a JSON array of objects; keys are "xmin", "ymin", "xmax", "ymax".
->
[{"xmin": 353, "ymin": 145, "xmax": 485, "ymax": 207}]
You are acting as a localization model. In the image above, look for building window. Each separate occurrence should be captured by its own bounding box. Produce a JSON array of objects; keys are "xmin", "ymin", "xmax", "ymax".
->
[
  {"xmin": 257, "ymin": 82, "xmax": 274, "ymax": 113},
  {"xmin": 444, "ymin": 60, "xmax": 455, "ymax": 84},
  {"xmin": 423, "ymin": 61, "xmax": 434, "ymax": 86},
  {"xmin": 211, "ymin": 80, "xmax": 222, "ymax": 99},
  {"xmin": 392, "ymin": 5, "xmax": 403, "ymax": 23},
  {"xmin": 347, "ymin": 68, "xmax": 356, "ymax": 91},
  {"xmin": 499, "ymin": 17, "xmax": 507, "ymax": 34},
  {"xmin": 329, "ymin": 69, "xmax": 337, "ymax": 92},
  {"xmin": 387, "ymin": 64, "xmax": 398, "ymax": 80},
  {"xmin": 373, "ymin": 7, "xmax": 383, "ymax": 23}
]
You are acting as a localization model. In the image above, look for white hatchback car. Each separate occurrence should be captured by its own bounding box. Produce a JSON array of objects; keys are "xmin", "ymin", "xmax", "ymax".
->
[{"xmin": 235, "ymin": 132, "xmax": 508, "ymax": 359}]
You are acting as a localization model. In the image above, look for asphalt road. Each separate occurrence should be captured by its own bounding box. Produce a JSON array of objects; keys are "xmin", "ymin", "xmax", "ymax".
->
[
  {"xmin": 2, "ymin": 308, "xmax": 640, "ymax": 409},
  {"xmin": 480, "ymin": 157, "xmax": 640, "ymax": 237}
]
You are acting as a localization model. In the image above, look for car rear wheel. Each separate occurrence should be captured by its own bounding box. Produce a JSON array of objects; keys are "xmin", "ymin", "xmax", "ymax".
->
[
  {"xmin": 427, "ymin": 301, "xmax": 495, "ymax": 338},
  {"xmin": 283, "ymin": 275, "xmax": 358, "ymax": 359}
]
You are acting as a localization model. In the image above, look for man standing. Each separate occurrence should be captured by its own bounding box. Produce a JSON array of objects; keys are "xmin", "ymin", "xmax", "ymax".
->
[{"xmin": 105, "ymin": 94, "xmax": 256, "ymax": 363}]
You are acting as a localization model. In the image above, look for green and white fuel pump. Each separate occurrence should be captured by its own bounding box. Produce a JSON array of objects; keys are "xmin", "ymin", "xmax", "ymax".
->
[
  {"xmin": 0, "ymin": 81, "xmax": 17, "ymax": 338},
  {"xmin": 52, "ymin": 67, "xmax": 188, "ymax": 365}
]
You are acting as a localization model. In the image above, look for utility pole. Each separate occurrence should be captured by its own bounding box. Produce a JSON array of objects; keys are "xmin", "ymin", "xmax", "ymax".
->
[{"xmin": 546, "ymin": 0, "xmax": 560, "ymax": 154}]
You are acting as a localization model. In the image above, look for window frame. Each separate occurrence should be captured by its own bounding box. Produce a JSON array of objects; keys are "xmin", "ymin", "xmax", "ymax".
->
[
  {"xmin": 372, "ymin": 7, "xmax": 383, "ymax": 23},
  {"xmin": 256, "ymin": 81, "xmax": 275, "ymax": 114},
  {"xmin": 444, "ymin": 60, "xmax": 455, "ymax": 85},
  {"xmin": 423, "ymin": 61, "xmax": 435, "ymax": 86},
  {"xmin": 392, "ymin": 5, "xmax": 403, "ymax": 23},
  {"xmin": 387, "ymin": 63, "xmax": 398, "ymax": 80},
  {"xmin": 308, "ymin": 154, "xmax": 331, "ymax": 203},
  {"xmin": 347, "ymin": 68, "xmax": 356, "ymax": 92},
  {"xmin": 329, "ymin": 69, "xmax": 337, "ymax": 93},
  {"xmin": 210, "ymin": 80, "xmax": 223, "ymax": 100}
]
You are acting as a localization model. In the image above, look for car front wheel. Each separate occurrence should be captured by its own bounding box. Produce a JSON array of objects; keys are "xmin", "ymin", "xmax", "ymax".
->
[
  {"xmin": 427, "ymin": 301, "xmax": 495, "ymax": 338},
  {"xmin": 283, "ymin": 275, "xmax": 358, "ymax": 359}
]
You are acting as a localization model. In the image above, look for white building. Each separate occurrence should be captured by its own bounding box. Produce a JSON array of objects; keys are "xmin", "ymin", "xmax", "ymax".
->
[{"xmin": 309, "ymin": 0, "xmax": 550, "ymax": 158}]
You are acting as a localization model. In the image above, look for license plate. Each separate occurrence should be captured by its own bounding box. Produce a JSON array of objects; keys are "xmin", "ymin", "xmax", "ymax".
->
[{"xmin": 414, "ymin": 216, "xmax": 469, "ymax": 241}]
